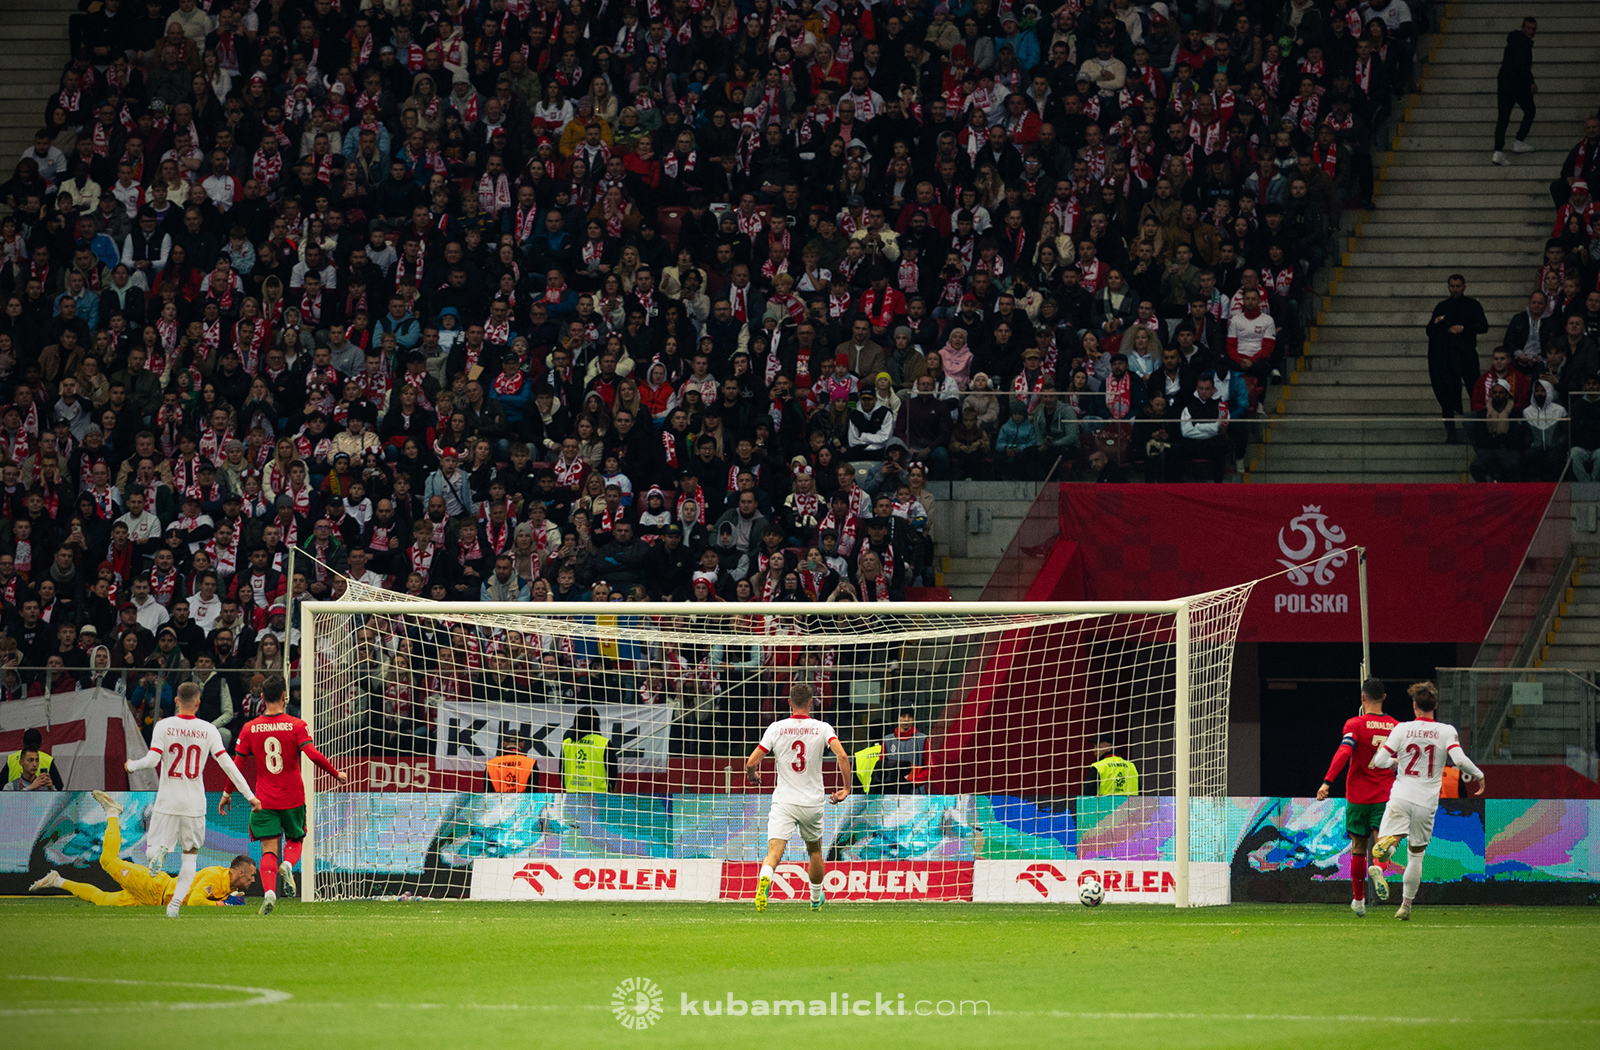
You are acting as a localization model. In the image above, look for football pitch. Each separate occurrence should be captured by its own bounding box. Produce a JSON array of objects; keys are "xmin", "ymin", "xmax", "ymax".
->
[{"xmin": 6, "ymin": 900, "xmax": 1597, "ymax": 1050}]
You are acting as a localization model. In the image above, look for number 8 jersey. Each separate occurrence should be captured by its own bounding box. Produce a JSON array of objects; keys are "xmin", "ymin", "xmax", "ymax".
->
[
  {"xmin": 1374, "ymin": 718, "xmax": 1484, "ymax": 806},
  {"xmin": 235, "ymin": 714, "xmax": 333, "ymax": 810}
]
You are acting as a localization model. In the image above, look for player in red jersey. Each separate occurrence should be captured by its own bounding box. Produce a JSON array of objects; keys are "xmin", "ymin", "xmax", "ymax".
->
[
  {"xmin": 220, "ymin": 675, "xmax": 346, "ymax": 914},
  {"xmin": 1316, "ymin": 678, "xmax": 1400, "ymax": 916}
]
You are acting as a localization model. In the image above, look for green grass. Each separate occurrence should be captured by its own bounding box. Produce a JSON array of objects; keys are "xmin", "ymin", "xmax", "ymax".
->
[{"xmin": 5, "ymin": 899, "xmax": 1598, "ymax": 1050}]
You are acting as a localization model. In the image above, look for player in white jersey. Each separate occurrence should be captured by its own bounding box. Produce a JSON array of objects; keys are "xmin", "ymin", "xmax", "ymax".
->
[
  {"xmin": 1368, "ymin": 681, "xmax": 1485, "ymax": 920},
  {"xmin": 124, "ymin": 682, "xmax": 261, "ymax": 918},
  {"xmin": 744, "ymin": 684, "xmax": 852, "ymax": 912}
]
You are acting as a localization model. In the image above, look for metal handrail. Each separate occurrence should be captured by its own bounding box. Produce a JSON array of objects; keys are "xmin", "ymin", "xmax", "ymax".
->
[
  {"xmin": 1437, "ymin": 667, "xmax": 1600, "ymax": 767},
  {"xmin": 1473, "ymin": 480, "xmax": 1574, "ymax": 670}
]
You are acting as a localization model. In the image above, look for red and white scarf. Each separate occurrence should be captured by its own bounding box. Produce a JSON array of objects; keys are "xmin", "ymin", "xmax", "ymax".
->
[
  {"xmin": 478, "ymin": 171, "xmax": 511, "ymax": 216},
  {"xmin": 252, "ymin": 148, "xmax": 283, "ymax": 189},
  {"xmin": 818, "ymin": 508, "xmax": 856, "ymax": 556}
]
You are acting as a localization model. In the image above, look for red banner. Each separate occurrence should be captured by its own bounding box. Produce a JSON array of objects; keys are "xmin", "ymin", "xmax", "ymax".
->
[
  {"xmin": 1058, "ymin": 485, "xmax": 1554, "ymax": 643},
  {"xmin": 719, "ymin": 861, "xmax": 973, "ymax": 902}
]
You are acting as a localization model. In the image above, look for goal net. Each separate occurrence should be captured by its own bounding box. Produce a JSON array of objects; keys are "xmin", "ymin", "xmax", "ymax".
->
[{"xmin": 299, "ymin": 583, "xmax": 1254, "ymax": 907}]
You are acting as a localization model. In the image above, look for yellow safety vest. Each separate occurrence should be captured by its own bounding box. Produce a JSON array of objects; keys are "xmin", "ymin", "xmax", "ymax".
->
[
  {"xmin": 7, "ymin": 751, "xmax": 53, "ymax": 784},
  {"xmin": 562, "ymin": 733, "xmax": 609, "ymax": 793},
  {"xmin": 1092, "ymin": 755, "xmax": 1139, "ymax": 796},
  {"xmin": 853, "ymin": 744, "xmax": 883, "ymax": 792}
]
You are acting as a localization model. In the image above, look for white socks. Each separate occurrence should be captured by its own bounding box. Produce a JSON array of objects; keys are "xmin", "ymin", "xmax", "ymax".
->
[
  {"xmin": 1402, "ymin": 852, "xmax": 1424, "ymax": 903},
  {"xmin": 759, "ymin": 864, "xmax": 774, "ymax": 881},
  {"xmin": 168, "ymin": 853, "xmax": 198, "ymax": 917},
  {"xmin": 811, "ymin": 880, "xmax": 824, "ymax": 900}
]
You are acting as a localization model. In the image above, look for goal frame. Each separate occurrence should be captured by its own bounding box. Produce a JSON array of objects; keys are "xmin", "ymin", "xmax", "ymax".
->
[{"xmin": 298, "ymin": 597, "xmax": 1216, "ymax": 907}]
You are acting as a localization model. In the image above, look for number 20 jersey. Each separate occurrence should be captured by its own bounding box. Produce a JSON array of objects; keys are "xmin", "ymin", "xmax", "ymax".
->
[
  {"xmin": 148, "ymin": 714, "xmax": 231, "ymax": 817},
  {"xmin": 234, "ymin": 715, "xmax": 317, "ymax": 809}
]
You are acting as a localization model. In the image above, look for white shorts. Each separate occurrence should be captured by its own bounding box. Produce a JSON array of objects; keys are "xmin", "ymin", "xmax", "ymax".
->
[
  {"xmin": 1377, "ymin": 798, "xmax": 1437, "ymax": 849},
  {"xmin": 145, "ymin": 811, "xmax": 207, "ymax": 854},
  {"xmin": 767, "ymin": 801, "xmax": 824, "ymax": 845}
]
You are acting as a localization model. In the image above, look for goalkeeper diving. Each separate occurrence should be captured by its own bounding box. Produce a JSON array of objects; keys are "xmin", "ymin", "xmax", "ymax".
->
[{"xmin": 30, "ymin": 791, "xmax": 257, "ymax": 907}]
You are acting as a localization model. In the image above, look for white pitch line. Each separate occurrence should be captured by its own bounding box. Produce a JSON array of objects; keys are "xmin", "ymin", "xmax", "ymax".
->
[
  {"xmin": 993, "ymin": 1009, "xmax": 1600, "ymax": 1027},
  {"xmin": 234, "ymin": 913, "xmax": 1600, "ymax": 931},
  {"xmin": 180, "ymin": 999, "xmax": 1600, "ymax": 1028},
  {"xmin": 0, "ymin": 975, "xmax": 291, "ymax": 1015},
  {"xmin": 305, "ymin": 1002, "xmax": 608, "ymax": 1012}
]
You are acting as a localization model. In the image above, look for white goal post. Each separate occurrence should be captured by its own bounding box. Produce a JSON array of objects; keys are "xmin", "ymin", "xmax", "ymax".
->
[{"xmin": 298, "ymin": 586, "xmax": 1254, "ymax": 907}]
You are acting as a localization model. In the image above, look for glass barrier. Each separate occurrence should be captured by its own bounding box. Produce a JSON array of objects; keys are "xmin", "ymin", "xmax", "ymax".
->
[
  {"xmin": 1437, "ymin": 667, "xmax": 1599, "ymax": 778},
  {"xmin": 1472, "ymin": 483, "xmax": 1574, "ymax": 669},
  {"xmin": 900, "ymin": 399, "xmax": 1574, "ymax": 483}
]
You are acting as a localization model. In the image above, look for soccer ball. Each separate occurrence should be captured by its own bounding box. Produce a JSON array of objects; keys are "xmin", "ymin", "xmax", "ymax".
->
[{"xmin": 1078, "ymin": 878, "xmax": 1104, "ymax": 907}]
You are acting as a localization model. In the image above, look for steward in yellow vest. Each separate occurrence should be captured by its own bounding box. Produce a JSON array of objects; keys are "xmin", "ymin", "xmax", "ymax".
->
[
  {"xmin": 6, "ymin": 729, "xmax": 63, "ymax": 791},
  {"xmin": 561, "ymin": 707, "xmax": 613, "ymax": 793},
  {"xmin": 1086, "ymin": 737, "xmax": 1139, "ymax": 796}
]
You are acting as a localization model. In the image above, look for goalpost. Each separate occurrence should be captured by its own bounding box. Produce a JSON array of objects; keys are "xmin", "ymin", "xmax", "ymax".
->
[{"xmin": 298, "ymin": 582, "xmax": 1255, "ymax": 907}]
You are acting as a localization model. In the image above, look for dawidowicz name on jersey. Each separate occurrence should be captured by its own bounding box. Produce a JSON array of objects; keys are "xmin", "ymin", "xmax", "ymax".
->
[{"xmin": 678, "ymin": 992, "xmax": 991, "ymax": 1018}]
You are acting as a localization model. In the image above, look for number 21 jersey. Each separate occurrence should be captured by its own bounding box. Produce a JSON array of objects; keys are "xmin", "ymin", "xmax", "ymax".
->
[
  {"xmin": 235, "ymin": 715, "xmax": 317, "ymax": 809},
  {"xmin": 1378, "ymin": 720, "xmax": 1478, "ymax": 806}
]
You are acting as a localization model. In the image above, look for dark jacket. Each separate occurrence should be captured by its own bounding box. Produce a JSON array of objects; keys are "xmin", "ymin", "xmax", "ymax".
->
[{"xmin": 1426, "ymin": 295, "xmax": 1489, "ymax": 359}]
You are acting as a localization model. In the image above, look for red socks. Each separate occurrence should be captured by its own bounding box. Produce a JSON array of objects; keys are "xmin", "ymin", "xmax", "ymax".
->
[
  {"xmin": 1351, "ymin": 853, "xmax": 1368, "ymax": 902},
  {"xmin": 260, "ymin": 851, "xmax": 280, "ymax": 895},
  {"xmin": 284, "ymin": 840, "xmax": 303, "ymax": 868}
]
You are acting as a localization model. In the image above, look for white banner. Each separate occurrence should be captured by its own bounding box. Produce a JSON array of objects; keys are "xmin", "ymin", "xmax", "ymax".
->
[
  {"xmin": 0, "ymin": 688, "xmax": 155, "ymax": 791},
  {"xmin": 972, "ymin": 860, "xmax": 1230, "ymax": 905},
  {"xmin": 433, "ymin": 701, "xmax": 674, "ymax": 774},
  {"xmin": 470, "ymin": 857, "xmax": 722, "ymax": 901}
]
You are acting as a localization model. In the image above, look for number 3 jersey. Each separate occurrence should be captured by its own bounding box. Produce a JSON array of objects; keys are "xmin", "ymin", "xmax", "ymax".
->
[
  {"xmin": 757, "ymin": 714, "xmax": 839, "ymax": 808},
  {"xmin": 234, "ymin": 714, "xmax": 341, "ymax": 810},
  {"xmin": 1373, "ymin": 719, "xmax": 1484, "ymax": 806}
]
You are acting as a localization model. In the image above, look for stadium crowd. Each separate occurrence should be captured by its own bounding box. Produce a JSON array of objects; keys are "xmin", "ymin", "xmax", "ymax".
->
[
  {"xmin": 0, "ymin": 0, "xmax": 1428, "ymax": 729},
  {"xmin": 1450, "ymin": 111, "xmax": 1600, "ymax": 483}
]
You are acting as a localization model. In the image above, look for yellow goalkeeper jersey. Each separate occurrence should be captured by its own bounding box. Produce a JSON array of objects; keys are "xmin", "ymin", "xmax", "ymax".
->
[{"xmin": 131, "ymin": 866, "xmax": 235, "ymax": 907}]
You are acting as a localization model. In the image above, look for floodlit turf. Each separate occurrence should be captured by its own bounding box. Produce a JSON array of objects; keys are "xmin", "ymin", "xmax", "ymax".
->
[{"xmin": 5, "ymin": 899, "xmax": 1598, "ymax": 1050}]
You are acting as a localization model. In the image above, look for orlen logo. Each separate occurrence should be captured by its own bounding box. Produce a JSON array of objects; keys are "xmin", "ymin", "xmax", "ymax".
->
[
  {"xmin": 1081, "ymin": 868, "xmax": 1177, "ymax": 894},
  {"xmin": 763, "ymin": 863, "xmax": 816, "ymax": 899},
  {"xmin": 512, "ymin": 862, "xmax": 562, "ymax": 894},
  {"xmin": 571, "ymin": 867, "xmax": 681, "ymax": 891},
  {"xmin": 1016, "ymin": 863, "xmax": 1069, "ymax": 897}
]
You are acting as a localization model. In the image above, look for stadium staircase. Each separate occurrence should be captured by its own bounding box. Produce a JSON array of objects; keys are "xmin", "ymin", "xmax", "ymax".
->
[
  {"xmin": 1249, "ymin": 0, "xmax": 1600, "ymax": 482},
  {"xmin": 1537, "ymin": 554, "xmax": 1598, "ymax": 669},
  {"xmin": 0, "ymin": 0, "xmax": 76, "ymax": 169},
  {"xmin": 927, "ymin": 481, "xmax": 1048, "ymax": 600}
]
